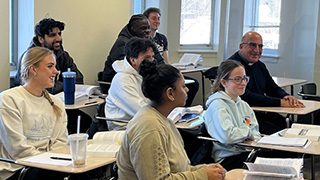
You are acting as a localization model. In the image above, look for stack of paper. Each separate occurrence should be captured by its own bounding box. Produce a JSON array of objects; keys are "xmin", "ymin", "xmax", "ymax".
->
[{"xmin": 256, "ymin": 136, "xmax": 309, "ymax": 148}]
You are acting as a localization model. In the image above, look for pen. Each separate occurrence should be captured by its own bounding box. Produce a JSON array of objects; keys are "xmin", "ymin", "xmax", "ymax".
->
[
  {"xmin": 50, "ymin": 156, "xmax": 72, "ymax": 161},
  {"xmin": 84, "ymin": 101, "xmax": 98, "ymax": 105}
]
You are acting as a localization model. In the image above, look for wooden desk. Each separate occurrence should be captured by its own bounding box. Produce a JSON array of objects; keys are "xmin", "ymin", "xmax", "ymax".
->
[
  {"xmin": 65, "ymin": 97, "xmax": 105, "ymax": 110},
  {"xmin": 252, "ymin": 100, "xmax": 320, "ymax": 124},
  {"xmin": 248, "ymin": 132, "xmax": 320, "ymax": 180},
  {"xmin": 252, "ymin": 100, "xmax": 320, "ymax": 180},
  {"xmin": 272, "ymin": 76, "xmax": 307, "ymax": 95},
  {"xmin": 17, "ymin": 145, "xmax": 115, "ymax": 174},
  {"xmin": 200, "ymin": 133, "xmax": 320, "ymax": 180},
  {"xmin": 176, "ymin": 66, "xmax": 211, "ymax": 106}
]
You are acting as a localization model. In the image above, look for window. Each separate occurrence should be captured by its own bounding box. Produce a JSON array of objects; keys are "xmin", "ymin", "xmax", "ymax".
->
[
  {"xmin": 180, "ymin": 0, "xmax": 216, "ymax": 50},
  {"xmin": 10, "ymin": 0, "xmax": 34, "ymax": 71},
  {"xmin": 244, "ymin": 0, "xmax": 282, "ymax": 56}
]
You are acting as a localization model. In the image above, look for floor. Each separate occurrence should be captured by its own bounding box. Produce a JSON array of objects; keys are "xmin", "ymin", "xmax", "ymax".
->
[{"xmin": 302, "ymin": 155, "xmax": 320, "ymax": 180}]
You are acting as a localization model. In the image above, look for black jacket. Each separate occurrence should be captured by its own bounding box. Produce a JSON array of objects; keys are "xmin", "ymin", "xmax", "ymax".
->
[
  {"xmin": 101, "ymin": 24, "xmax": 164, "ymax": 92},
  {"xmin": 13, "ymin": 37, "xmax": 84, "ymax": 94},
  {"xmin": 228, "ymin": 51, "xmax": 288, "ymax": 107}
]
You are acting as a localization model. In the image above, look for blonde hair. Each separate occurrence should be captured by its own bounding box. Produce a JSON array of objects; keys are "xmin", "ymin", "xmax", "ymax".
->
[{"xmin": 20, "ymin": 47, "xmax": 62, "ymax": 116}]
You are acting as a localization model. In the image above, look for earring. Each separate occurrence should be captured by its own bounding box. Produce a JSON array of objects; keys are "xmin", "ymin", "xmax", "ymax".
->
[{"xmin": 171, "ymin": 98, "xmax": 175, "ymax": 101}]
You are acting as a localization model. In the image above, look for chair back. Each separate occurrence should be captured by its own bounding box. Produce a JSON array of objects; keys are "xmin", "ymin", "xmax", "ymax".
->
[
  {"xmin": 301, "ymin": 83, "xmax": 316, "ymax": 95},
  {"xmin": 297, "ymin": 83, "xmax": 320, "ymax": 101}
]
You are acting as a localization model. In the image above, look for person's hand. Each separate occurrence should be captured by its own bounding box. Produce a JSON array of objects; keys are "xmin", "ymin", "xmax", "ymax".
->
[
  {"xmin": 205, "ymin": 163, "xmax": 226, "ymax": 180},
  {"xmin": 281, "ymin": 96, "xmax": 305, "ymax": 108}
]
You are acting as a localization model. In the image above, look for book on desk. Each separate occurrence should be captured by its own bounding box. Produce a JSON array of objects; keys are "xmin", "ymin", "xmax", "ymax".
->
[
  {"xmin": 244, "ymin": 157, "xmax": 303, "ymax": 180},
  {"xmin": 283, "ymin": 123, "xmax": 320, "ymax": 142},
  {"xmin": 167, "ymin": 105, "xmax": 203, "ymax": 124},
  {"xmin": 87, "ymin": 131, "xmax": 124, "ymax": 157},
  {"xmin": 55, "ymin": 84, "xmax": 102, "ymax": 102},
  {"xmin": 171, "ymin": 53, "xmax": 203, "ymax": 70}
]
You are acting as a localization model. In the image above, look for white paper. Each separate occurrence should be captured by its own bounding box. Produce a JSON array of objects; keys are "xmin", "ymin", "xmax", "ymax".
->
[
  {"xmin": 256, "ymin": 136, "xmax": 309, "ymax": 147},
  {"xmin": 22, "ymin": 152, "xmax": 72, "ymax": 166}
]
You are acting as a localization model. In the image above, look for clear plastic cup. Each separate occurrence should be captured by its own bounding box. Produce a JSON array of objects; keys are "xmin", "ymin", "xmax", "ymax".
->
[{"xmin": 68, "ymin": 133, "xmax": 88, "ymax": 168}]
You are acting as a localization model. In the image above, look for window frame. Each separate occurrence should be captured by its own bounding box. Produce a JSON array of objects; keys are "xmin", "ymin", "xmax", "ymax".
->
[
  {"xmin": 179, "ymin": 0, "xmax": 217, "ymax": 51},
  {"xmin": 244, "ymin": 0, "xmax": 281, "ymax": 57}
]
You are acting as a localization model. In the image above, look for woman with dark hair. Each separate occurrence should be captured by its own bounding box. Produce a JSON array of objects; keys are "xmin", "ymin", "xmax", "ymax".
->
[
  {"xmin": 204, "ymin": 60, "xmax": 261, "ymax": 171},
  {"xmin": 116, "ymin": 59, "xmax": 242, "ymax": 180}
]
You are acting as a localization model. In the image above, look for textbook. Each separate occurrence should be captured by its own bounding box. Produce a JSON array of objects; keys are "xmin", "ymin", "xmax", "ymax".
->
[
  {"xmin": 171, "ymin": 53, "xmax": 202, "ymax": 67},
  {"xmin": 244, "ymin": 157, "xmax": 303, "ymax": 180},
  {"xmin": 256, "ymin": 136, "xmax": 309, "ymax": 148},
  {"xmin": 283, "ymin": 123, "xmax": 320, "ymax": 142},
  {"xmin": 167, "ymin": 105, "xmax": 203, "ymax": 124},
  {"xmin": 56, "ymin": 84, "xmax": 102, "ymax": 102},
  {"xmin": 87, "ymin": 131, "xmax": 125, "ymax": 157}
]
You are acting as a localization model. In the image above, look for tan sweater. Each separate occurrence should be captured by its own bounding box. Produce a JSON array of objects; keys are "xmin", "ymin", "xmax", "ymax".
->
[
  {"xmin": 117, "ymin": 105, "xmax": 209, "ymax": 180},
  {"xmin": 0, "ymin": 86, "xmax": 68, "ymax": 179}
]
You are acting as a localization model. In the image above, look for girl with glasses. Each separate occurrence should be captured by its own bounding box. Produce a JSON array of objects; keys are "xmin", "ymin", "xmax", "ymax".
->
[
  {"xmin": 204, "ymin": 60, "xmax": 261, "ymax": 171},
  {"xmin": 116, "ymin": 59, "xmax": 243, "ymax": 180}
]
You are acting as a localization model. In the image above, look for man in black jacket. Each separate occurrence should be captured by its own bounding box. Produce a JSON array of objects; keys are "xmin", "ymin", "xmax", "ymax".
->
[
  {"xmin": 13, "ymin": 18, "xmax": 91, "ymax": 134},
  {"xmin": 101, "ymin": 14, "xmax": 165, "ymax": 93},
  {"xmin": 228, "ymin": 31, "xmax": 304, "ymax": 134}
]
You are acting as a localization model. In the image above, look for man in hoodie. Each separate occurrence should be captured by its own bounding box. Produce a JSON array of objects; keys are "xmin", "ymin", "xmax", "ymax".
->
[
  {"xmin": 105, "ymin": 37, "xmax": 154, "ymax": 130},
  {"xmin": 12, "ymin": 18, "xmax": 92, "ymax": 134},
  {"xmin": 101, "ymin": 14, "xmax": 165, "ymax": 93}
]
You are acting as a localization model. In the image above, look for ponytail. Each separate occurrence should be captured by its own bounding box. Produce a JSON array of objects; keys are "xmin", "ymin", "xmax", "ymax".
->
[{"xmin": 43, "ymin": 90, "xmax": 62, "ymax": 116}]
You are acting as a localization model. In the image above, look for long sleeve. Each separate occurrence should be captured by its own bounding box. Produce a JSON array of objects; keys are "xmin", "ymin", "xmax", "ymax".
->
[
  {"xmin": 0, "ymin": 97, "xmax": 40, "ymax": 159},
  {"xmin": 129, "ymin": 131, "xmax": 208, "ymax": 180},
  {"xmin": 205, "ymin": 102, "xmax": 254, "ymax": 144}
]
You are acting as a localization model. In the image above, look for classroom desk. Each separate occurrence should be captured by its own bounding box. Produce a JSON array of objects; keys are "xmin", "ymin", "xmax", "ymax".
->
[
  {"xmin": 249, "ymin": 132, "xmax": 320, "ymax": 180},
  {"xmin": 252, "ymin": 99, "xmax": 320, "ymax": 124},
  {"xmin": 177, "ymin": 66, "xmax": 211, "ymax": 106},
  {"xmin": 272, "ymin": 76, "xmax": 307, "ymax": 95},
  {"xmin": 200, "ymin": 132, "xmax": 320, "ymax": 180},
  {"xmin": 65, "ymin": 97, "xmax": 105, "ymax": 110},
  {"xmin": 16, "ymin": 143, "xmax": 116, "ymax": 174}
]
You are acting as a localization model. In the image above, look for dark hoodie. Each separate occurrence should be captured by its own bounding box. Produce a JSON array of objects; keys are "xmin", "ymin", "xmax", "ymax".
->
[
  {"xmin": 12, "ymin": 37, "xmax": 84, "ymax": 94},
  {"xmin": 101, "ymin": 24, "xmax": 164, "ymax": 93}
]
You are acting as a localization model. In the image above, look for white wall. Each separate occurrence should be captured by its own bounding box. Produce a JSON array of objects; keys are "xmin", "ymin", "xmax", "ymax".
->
[
  {"xmin": 34, "ymin": 0, "xmax": 131, "ymax": 85},
  {"xmin": 0, "ymin": 0, "xmax": 10, "ymax": 91}
]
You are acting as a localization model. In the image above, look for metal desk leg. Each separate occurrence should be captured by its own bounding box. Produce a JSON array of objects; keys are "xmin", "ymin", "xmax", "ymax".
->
[
  {"xmin": 290, "ymin": 85, "xmax": 294, "ymax": 95},
  {"xmin": 201, "ymin": 71, "xmax": 206, "ymax": 106},
  {"xmin": 311, "ymin": 154, "xmax": 315, "ymax": 180}
]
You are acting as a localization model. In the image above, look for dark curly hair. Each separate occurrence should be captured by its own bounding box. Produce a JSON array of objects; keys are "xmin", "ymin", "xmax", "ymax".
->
[
  {"xmin": 34, "ymin": 18, "xmax": 65, "ymax": 38},
  {"xmin": 139, "ymin": 60, "xmax": 181, "ymax": 105}
]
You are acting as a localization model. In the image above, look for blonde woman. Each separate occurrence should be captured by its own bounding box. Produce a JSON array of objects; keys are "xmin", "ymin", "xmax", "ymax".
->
[{"xmin": 0, "ymin": 47, "xmax": 68, "ymax": 179}]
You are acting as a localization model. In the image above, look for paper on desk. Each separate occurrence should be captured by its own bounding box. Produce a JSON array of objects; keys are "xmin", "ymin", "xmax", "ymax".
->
[
  {"xmin": 22, "ymin": 152, "xmax": 72, "ymax": 166},
  {"xmin": 256, "ymin": 136, "xmax": 309, "ymax": 148}
]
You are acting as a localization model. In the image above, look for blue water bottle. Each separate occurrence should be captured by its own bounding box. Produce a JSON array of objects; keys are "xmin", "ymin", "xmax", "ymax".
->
[{"xmin": 62, "ymin": 68, "xmax": 76, "ymax": 105}]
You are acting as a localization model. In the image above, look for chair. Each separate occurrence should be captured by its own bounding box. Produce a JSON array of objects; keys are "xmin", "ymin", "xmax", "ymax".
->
[
  {"xmin": 297, "ymin": 83, "xmax": 320, "ymax": 101},
  {"xmin": 197, "ymin": 124, "xmax": 259, "ymax": 168},
  {"xmin": 0, "ymin": 158, "xmax": 29, "ymax": 180}
]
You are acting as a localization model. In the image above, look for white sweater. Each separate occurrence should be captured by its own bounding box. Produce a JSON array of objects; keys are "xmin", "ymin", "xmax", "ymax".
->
[{"xmin": 0, "ymin": 86, "xmax": 68, "ymax": 179}]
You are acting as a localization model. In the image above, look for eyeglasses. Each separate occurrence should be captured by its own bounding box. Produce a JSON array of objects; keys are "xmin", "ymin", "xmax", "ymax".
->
[
  {"xmin": 243, "ymin": 42, "xmax": 263, "ymax": 49},
  {"xmin": 227, "ymin": 76, "xmax": 250, "ymax": 84}
]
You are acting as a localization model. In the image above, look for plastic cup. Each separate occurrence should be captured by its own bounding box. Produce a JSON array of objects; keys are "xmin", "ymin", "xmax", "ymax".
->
[
  {"xmin": 68, "ymin": 133, "xmax": 88, "ymax": 168},
  {"xmin": 62, "ymin": 68, "xmax": 76, "ymax": 105}
]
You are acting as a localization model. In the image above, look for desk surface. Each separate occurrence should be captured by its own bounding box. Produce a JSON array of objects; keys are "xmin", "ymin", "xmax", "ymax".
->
[
  {"xmin": 177, "ymin": 66, "xmax": 211, "ymax": 73},
  {"xmin": 17, "ymin": 144, "xmax": 115, "ymax": 173},
  {"xmin": 272, "ymin": 76, "xmax": 307, "ymax": 88},
  {"xmin": 252, "ymin": 100, "xmax": 320, "ymax": 115},
  {"xmin": 65, "ymin": 97, "xmax": 105, "ymax": 109}
]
